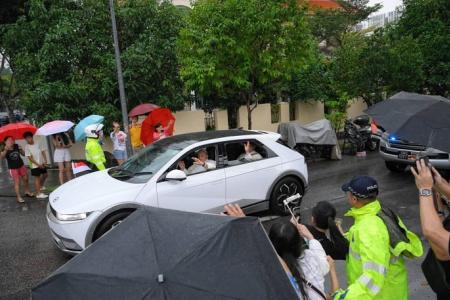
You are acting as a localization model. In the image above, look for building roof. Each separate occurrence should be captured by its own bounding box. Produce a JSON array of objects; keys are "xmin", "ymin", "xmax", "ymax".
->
[{"xmin": 307, "ymin": 0, "xmax": 342, "ymax": 10}]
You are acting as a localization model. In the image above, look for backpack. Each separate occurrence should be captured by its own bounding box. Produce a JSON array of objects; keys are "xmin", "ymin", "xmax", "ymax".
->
[{"xmin": 377, "ymin": 207, "xmax": 423, "ymax": 258}]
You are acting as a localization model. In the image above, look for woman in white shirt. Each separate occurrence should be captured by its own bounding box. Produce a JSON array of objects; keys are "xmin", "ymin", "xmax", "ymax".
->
[
  {"xmin": 225, "ymin": 204, "xmax": 341, "ymax": 299},
  {"xmin": 270, "ymin": 221, "xmax": 340, "ymax": 300},
  {"xmin": 52, "ymin": 133, "xmax": 73, "ymax": 185}
]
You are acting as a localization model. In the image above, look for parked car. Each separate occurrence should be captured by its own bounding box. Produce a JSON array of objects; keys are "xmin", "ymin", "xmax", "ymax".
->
[
  {"xmin": 47, "ymin": 130, "xmax": 308, "ymax": 254},
  {"xmin": 379, "ymin": 132, "xmax": 450, "ymax": 172},
  {"xmin": 0, "ymin": 111, "xmax": 27, "ymax": 126}
]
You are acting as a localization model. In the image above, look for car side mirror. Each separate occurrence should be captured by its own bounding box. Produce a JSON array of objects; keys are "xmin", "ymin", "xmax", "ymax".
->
[{"xmin": 165, "ymin": 169, "xmax": 187, "ymax": 181}]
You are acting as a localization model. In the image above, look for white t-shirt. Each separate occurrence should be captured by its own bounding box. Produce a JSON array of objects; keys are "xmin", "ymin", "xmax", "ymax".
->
[
  {"xmin": 110, "ymin": 131, "xmax": 127, "ymax": 151},
  {"xmin": 24, "ymin": 142, "xmax": 45, "ymax": 168},
  {"xmin": 298, "ymin": 239, "xmax": 329, "ymax": 300},
  {"xmin": 185, "ymin": 160, "xmax": 216, "ymax": 175}
]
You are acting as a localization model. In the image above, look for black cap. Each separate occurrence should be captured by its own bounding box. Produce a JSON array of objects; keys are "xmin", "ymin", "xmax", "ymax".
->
[{"xmin": 341, "ymin": 176, "xmax": 379, "ymax": 199}]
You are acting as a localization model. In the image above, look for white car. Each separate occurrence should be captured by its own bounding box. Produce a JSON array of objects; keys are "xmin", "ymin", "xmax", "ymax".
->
[{"xmin": 47, "ymin": 130, "xmax": 308, "ymax": 254}]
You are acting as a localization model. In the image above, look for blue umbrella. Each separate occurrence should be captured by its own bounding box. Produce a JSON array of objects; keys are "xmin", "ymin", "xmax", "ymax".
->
[{"xmin": 74, "ymin": 115, "xmax": 104, "ymax": 141}]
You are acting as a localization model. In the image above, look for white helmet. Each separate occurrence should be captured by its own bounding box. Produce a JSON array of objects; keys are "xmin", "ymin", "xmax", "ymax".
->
[{"xmin": 84, "ymin": 123, "xmax": 104, "ymax": 138}]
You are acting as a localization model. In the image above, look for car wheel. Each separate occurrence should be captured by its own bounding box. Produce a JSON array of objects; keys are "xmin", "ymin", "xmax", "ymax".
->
[
  {"xmin": 385, "ymin": 161, "xmax": 407, "ymax": 173},
  {"xmin": 270, "ymin": 177, "xmax": 304, "ymax": 215},
  {"xmin": 93, "ymin": 210, "xmax": 134, "ymax": 242}
]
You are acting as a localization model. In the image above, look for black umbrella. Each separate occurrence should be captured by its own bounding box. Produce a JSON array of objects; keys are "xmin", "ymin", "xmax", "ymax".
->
[
  {"xmin": 33, "ymin": 207, "xmax": 298, "ymax": 300},
  {"xmin": 365, "ymin": 91, "xmax": 450, "ymax": 152}
]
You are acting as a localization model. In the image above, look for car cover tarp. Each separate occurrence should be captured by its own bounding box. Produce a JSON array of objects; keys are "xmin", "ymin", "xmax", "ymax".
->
[{"xmin": 278, "ymin": 119, "xmax": 338, "ymax": 149}]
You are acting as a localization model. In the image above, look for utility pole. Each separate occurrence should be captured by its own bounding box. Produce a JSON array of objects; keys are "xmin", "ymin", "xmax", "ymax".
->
[{"xmin": 109, "ymin": 0, "xmax": 133, "ymax": 156}]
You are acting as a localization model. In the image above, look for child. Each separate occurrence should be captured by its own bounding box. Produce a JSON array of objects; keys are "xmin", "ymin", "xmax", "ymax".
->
[
  {"xmin": 24, "ymin": 132, "xmax": 48, "ymax": 199},
  {"xmin": 0, "ymin": 136, "xmax": 32, "ymax": 203}
]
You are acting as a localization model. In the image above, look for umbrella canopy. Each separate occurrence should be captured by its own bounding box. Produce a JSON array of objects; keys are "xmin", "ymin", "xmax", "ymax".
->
[
  {"xmin": 140, "ymin": 108, "xmax": 175, "ymax": 145},
  {"xmin": 74, "ymin": 115, "xmax": 104, "ymax": 142},
  {"xmin": 32, "ymin": 207, "xmax": 297, "ymax": 300},
  {"xmin": 0, "ymin": 123, "xmax": 37, "ymax": 141},
  {"xmin": 129, "ymin": 103, "xmax": 160, "ymax": 117},
  {"xmin": 35, "ymin": 120, "xmax": 74, "ymax": 136},
  {"xmin": 365, "ymin": 91, "xmax": 450, "ymax": 152}
]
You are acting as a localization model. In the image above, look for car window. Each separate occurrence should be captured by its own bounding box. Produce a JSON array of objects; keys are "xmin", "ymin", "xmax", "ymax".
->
[
  {"xmin": 108, "ymin": 140, "xmax": 188, "ymax": 183},
  {"xmin": 174, "ymin": 144, "xmax": 219, "ymax": 176},
  {"xmin": 224, "ymin": 139, "xmax": 275, "ymax": 166}
]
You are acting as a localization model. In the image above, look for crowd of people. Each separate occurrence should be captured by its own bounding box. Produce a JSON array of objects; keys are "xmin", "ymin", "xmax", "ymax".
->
[
  {"xmin": 0, "ymin": 117, "xmax": 155, "ymax": 202},
  {"xmin": 225, "ymin": 164, "xmax": 450, "ymax": 300}
]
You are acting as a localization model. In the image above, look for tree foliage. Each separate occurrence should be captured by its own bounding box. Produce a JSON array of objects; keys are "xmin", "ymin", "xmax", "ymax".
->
[
  {"xmin": 0, "ymin": 0, "xmax": 186, "ymax": 125},
  {"xmin": 309, "ymin": 0, "xmax": 381, "ymax": 52},
  {"xmin": 178, "ymin": 0, "xmax": 315, "ymax": 129},
  {"xmin": 395, "ymin": 0, "xmax": 450, "ymax": 96},
  {"xmin": 330, "ymin": 30, "xmax": 424, "ymax": 106}
]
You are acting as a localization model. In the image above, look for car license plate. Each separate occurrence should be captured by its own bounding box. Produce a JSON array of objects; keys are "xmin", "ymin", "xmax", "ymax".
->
[
  {"xmin": 408, "ymin": 154, "xmax": 417, "ymax": 161},
  {"xmin": 398, "ymin": 152, "xmax": 409, "ymax": 160},
  {"xmin": 398, "ymin": 152, "xmax": 417, "ymax": 161}
]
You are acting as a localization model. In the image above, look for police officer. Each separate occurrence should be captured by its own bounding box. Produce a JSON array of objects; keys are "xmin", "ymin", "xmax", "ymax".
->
[
  {"xmin": 84, "ymin": 124, "xmax": 106, "ymax": 171},
  {"xmin": 332, "ymin": 176, "xmax": 423, "ymax": 300}
]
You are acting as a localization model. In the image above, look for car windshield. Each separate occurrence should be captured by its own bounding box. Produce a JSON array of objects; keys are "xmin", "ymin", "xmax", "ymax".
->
[{"xmin": 108, "ymin": 140, "xmax": 191, "ymax": 183}]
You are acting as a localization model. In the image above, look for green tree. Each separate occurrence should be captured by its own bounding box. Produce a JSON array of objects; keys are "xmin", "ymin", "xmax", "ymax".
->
[
  {"xmin": 178, "ymin": 0, "xmax": 314, "ymax": 129},
  {"xmin": 0, "ymin": 52, "xmax": 18, "ymax": 122},
  {"xmin": 0, "ymin": 0, "xmax": 185, "ymax": 125},
  {"xmin": 330, "ymin": 30, "xmax": 424, "ymax": 106},
  {"xmin": 309, "ymin": 0, "xmax": 381, "ymax": 53},
  {"xmin": 395, "ymin": 0, "xmax": 449, "ymax": 96}
]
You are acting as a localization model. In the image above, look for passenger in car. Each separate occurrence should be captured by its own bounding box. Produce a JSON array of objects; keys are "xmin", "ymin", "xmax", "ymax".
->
[
  {"xmin": 237, "ymin": 141, "xmax": 263, "ymax": 162},
  {"xmin": 178, "ymin": 148, "xmax": 216, "ymax": 175}
]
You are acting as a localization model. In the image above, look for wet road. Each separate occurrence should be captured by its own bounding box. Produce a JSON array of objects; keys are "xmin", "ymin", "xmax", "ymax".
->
[{"xmin": 0, "ymin": 153, "xmax": 435, "ymax": 299}]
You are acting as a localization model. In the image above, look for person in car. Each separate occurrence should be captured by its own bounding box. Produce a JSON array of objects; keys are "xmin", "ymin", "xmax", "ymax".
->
[
  {"xmin": 237, "ymin": 141, "xmax": 263, "ymax": 162},
  {"xmin": 178, "ymin": 148, "xmax": 216, "ymax": 175}
]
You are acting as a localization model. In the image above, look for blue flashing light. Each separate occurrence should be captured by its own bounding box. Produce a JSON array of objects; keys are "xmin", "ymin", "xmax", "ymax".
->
[{"xmin": 389, "ymin": 135, "xmax": 397, "ymax": 141}]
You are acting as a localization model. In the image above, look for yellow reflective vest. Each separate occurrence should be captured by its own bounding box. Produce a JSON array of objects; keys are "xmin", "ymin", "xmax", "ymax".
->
[
  {"xmin": 85, "ymin": 138, "xmax": 106, "ymax": 171},
  {"xmin": 333, "ymin": 200, "xmax": 423, "ymax": 300}
]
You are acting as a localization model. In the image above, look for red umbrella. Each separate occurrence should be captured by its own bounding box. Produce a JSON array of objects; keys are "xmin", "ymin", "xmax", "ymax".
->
[
  {"xmin": 0, "ymin": 123, "xmax": 38, "ymax": 141},
  {"xmin": 140, "ymin": 108, "xmax": 176, "ymax": 145},
  {"xmin": 128, "ymin": 103, "xmax": 160, "ymax": 117}
]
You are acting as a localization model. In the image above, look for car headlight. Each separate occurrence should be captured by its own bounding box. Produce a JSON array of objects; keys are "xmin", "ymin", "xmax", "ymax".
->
[{"xmin": 56, "ymin": 212, "xmax": 90, "ymax": 221}]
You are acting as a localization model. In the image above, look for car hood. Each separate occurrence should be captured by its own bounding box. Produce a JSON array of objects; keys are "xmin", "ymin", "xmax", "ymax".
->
[{"xmin": 49, "ymin": 170, "xmax": 144, "ymax": 214}]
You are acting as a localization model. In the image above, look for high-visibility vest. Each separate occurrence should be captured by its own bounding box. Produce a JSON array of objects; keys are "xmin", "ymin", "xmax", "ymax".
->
[
  {"xmin": 332, "ymin": 200, "xmax": 423, "ymax": 300},
  {"xmin": 85, "ymin": 138, "xmax": 106, "ymax": 171}
]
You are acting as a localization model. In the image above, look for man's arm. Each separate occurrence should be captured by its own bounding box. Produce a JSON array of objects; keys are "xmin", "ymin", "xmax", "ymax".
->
[
  {"xmin": 419, "ymin": 194, "xmax": 450, "ymax": 260},
  {"xmin": 18, "ymin": 146, "xmax": 25, "ymax": 156},
  {"xmin": 432, "ymin": 167, "xmax": 450, "ymax": 200},
  {"xmin": 0, "ymin": 148, "xmax": 7, "ymax": 159},
  {"xmin": 27, "ymin": 155, "xmax": 40, "ymax": 167},
  {"xmin": 412, "ymin": 160, "xmax": 450, "ymax": 260}
]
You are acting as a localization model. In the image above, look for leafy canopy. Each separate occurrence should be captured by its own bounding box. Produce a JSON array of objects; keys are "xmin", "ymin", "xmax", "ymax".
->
[
  {"xmin": 177, "ymin": 0, "xmax": 315, "ymax": 128},
  {"xmin": 0, "ymin": 0, "xmax": 186, "ymax": 125}
]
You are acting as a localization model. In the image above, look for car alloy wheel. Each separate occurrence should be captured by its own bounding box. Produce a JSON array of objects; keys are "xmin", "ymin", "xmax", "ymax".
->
[{"xmin": 270, "ymin": 177, "xmax": 303, "ymax": 215}]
